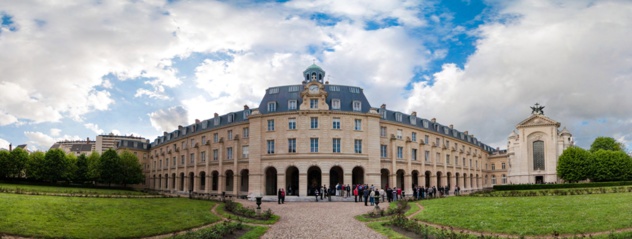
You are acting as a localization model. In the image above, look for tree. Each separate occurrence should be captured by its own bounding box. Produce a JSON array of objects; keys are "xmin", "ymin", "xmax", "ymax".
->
[
  {"xmin": 74, "ymin": 154, "xmax": 89, "ymax": 183},
  {"xmin": 590, "ymin": 137, "xmax": 625, "ymax": 153},
  {"xmin": 42, "ymin": 149, "xmax": 70, "ymax": 183},
  {"xmin": 589, "ymin": 150, "xmax": 632, "ymax": 182},
  {"xmin": 64, "ymin": 153, "xmax": 78, "ymax": 183},
  {"xmin": 99, "ymin": 149, "xmax": 122, "ymax": 186},
  {"xmin": 86, "ymin": 151, "xmax": 101, "ymax": 183},
  {"xmin": 557, "ymin": 146, "xmax": 592, "ymax": 182},
  {"xmin": 9, "ymin": 148, "xmax": 29, "ymax": 179},
  {"xmin": 0, "ymin": 150, "xmax": 10, "ymax": 179},
  {"xmin": 119, "ymin": 150, "xmax": 144, "ymax": 187},
  {"xmin": 26, "ymin": 151, "xmax": 45, "ymax": 180}
]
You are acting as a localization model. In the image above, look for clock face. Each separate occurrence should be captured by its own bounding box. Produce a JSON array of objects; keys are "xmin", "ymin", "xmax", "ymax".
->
[{"xmin": 309, "ymin": 85, "xmax": 319, "ymax": 93}]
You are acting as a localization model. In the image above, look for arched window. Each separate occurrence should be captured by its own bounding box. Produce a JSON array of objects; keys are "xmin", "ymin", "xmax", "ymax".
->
[
  {"xmin": 491, "ymin": 175, "xmax": 496, "ymax": 185},
  {"xmin": 533, "ymin": 140, "xmax": 545, "ymax": 170},
  {"xmin": 502, "ymin": 174, "xmax": 507, "ymax": 184}
]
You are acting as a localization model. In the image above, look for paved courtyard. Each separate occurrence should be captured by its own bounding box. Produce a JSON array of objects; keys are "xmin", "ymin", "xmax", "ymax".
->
[{"xmin": 238, "ymin": 199, "xmax": 387, "ymax": 239}]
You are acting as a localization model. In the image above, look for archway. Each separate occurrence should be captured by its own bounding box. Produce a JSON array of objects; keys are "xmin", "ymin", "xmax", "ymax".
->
[
  {"xmin": 463, "ymin": 173, "xmax": 467, "ymax": 189},
  {"xmin": 188, "ymin": 172, "xmax": 194, "ymax": 191},
  {"xmin": 240, "ymin": 169, "xmax": 249, "ymax": 192},
  {"xmin": 411, "ymin": 170, "xmax": 419, "ymax": 188},
  {"xmin": 476, "ymin": 174, "xmax": 479, "ymax": 188},
  {"xmin": 225, "ymin": 170, "xmax": 234, "ymax": 192},
  {"xmin": 165, "ymin": 174, "xmax": 169, "ymax": 189},
  {"xmin": 265, "ymin": 167, "xmax": 278, "ymax": 195},
  {"xmin": 330, "ymin": 166, "xmax": 344, "ymax": 186},
  {"xmin": 352, "ymin": 166, "xmax": 364, "ymax": 185},
  {"xmin": 396, "ymin": 169, "xmax": 405, "ymax": 189},
  {"xmin": 307, "ymin": 166, "xmax": 322, "ymax": 196},
  {"xmin": 380, "ymin": 169, "xmax": 390, "ymax": 189},
  {"xmin": 179, "ymin": 173, "xmax": 184, "ymax": 191},
  {"xmin": 470, "ymin": 175, "xmax": 474, "ymax": 189},
  {"xmin": 199, "ymin": 171, "xmax": 206, "ymax": 190},
  {"xmin": 424, "ymin": 171, "xmax": 431, "ymax": 187},
  {"xmin": 211, "ymin": 171, "xmax": 219, "ymax": 191},
  {"xmin": 446, "ymin": 172, "xmax": 452, "ymax": 188},
  {"xmin": 455, "ymin": 173, "xmax": 460, "ymax": 188},
  {"xmin": 171, "ymin": 173, "xmax": 176, "ymax": 189},
  {"xmin": 286, "ymin": 166, "xmax": 299, "ymax": 196},
  {"xmin": 436, "ymin": 171, "xmax": 442, "ymax": 187}
]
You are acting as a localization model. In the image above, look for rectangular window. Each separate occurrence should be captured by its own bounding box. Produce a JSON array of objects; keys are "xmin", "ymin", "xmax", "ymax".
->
[
  {"xmin": 288, "ymin": 100, "xmax": 297, "ymax": 110},
  {"xmin": 228, "ymin": 130, "xmax": 233, "ymax": 140},
  {"xmin": 227, "ymin": 147, "xmax": 233, "ymax": 160},
  {"xmin": 455, "ymin": 156, "xmax": 458, "ymax": 165},
  {"xmin": 242, "ymin": 146, "xmax": 249, "ymax": 158},
  {"xmin": 380, "ymin": 145, "xmax": 387, "ymax": 158},
  {"xmin": 349, "ymin": 87, "xmax": 360, "ymax": 93},
  {"xmin": 267, "ymin": 140, "xmax": 275, "ymax": 154},
  {"xmin": 310, "ymin": 138, "xmax": 319, "ymax": 153},
  {"xmin": 446, "ymin": 154, "xmax": 450, "ymax": 164},
  {"xmin": 243, "ymin": 110, "xmax": 250, "ymax": 119},
  {"xmin": 354, "ymin": 139, "xmax": 362, "ymax": 153},
  {"xmin": 436, "ymin": 153, "xmax": 440, "ymax": 163},
  {"xmin": 397, "ymin": 147, "xmax": 403, "ymax": 159},
  {"xmin": 310, "ymin": 117, "xmax": 318, "ymax": 129},
  {"xmin": 268, "ymin": 88, "xmax": 279, "ymax": 94},
  {"xmin": 242, "ymin": 127, "xmax": 249, "ymax": 138},
  {"xmin": 310, "ymin": 99, "xmax": 318, "ymax": 109},
  {"xmin": 190, "ymin": 153, "xmax": 195, "ymax": 164},
  {"xmin": 425, "ymin": 150, "xmax": 430, "ymax": 162},
  {"xmin": 332, "ymin": 118, "xmax": 340, "ymax": 129},
  {"xmin": 502, "ymin": 163, "xmax": 506, "ymax": 169},
  {"xmin": 436, "ymin": 138, "xmax": 440, "ymax": 147},
  {"xmin": 190, "ymin": 139, "xmax": 195, "ymax": 147},
  {"xmin": 353, "ymin": 101, "xmax": 361, "ymax": 111},
  {"xmin": 201, "ymin": 151, "xmax": 206, "ymax": 163},
  {"xmin": 267, "ymin": 102, "xmax": 276, "ymax": 112},
  {"xmin": 492, "ymin": 164, "xmax": 496, "ymax": 170},
  {"xmin": 396, "ymin": 129, "xmax": 402, "ymax": 139},
  {"xmin": 213, "ymin": 150, "xmax": 218, "ymax": 161},
  {"xmin": 288, "ymin": 86, "xmax": 300, "ymax": 92},
  {"xmin": 214, "ymin": 133, "xmax": 219, "ymax": 143},
  {"xmin": 288, "ymin": 138, "xmax": 296, "ymax": 153},
  {"xmin": 446, "ymin": 140, "xmax": 450, "ymax": 148},
  {"xmin": 166, "ymin": 158, "xmax": 169, "ymax": 166},
  {"xmin": 181, "ymin": 155, "xmax": 185, "ymax": 165},
  {"xmin": 412, "ymin": 149, "xmax": 417, "ymax": 161},
  {"xmin": 425, "ymin": 135, "xmax": 429, "ymax": 144},
  {"xmin": 354, "ymin": 119, "xmax": 362, "ymax": 131},
  {"xmin": 201, "ymin": 136, "xmax": 207, "ymax": 145},
  {"xmin": 463, "ymin": 158, "xmax": 466, "ymax": 166},
  {"xmin": 227, "ymin": 114, "xmax": 234, "ymax": 123},
  {"xmin": 332, "ymin": 138, "xmax": 341, "ymax": 153},
  {"xmin": 412, "ymin": 132, "xmax": 417, "ymax": 142},
  {"xmin": 289, "ymin": 118, "xmax": 296, "ymax": 130},
  {"xmin": 380, "ymin": 126, "xmax": 387, "ymax": 137},
  {"xmin": 395, "ymin": 113, "xmax": 402, "ymax": 122},
  {"xmin": 332, "ymin": 99, "xmax": 341, "ymax": 109},
  {"xmin": 267, "ymin": 120, "xmax": 275, "ymax": 131}
]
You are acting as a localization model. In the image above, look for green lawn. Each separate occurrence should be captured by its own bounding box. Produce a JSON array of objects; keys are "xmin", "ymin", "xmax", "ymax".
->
[
  {"xmin": 0, "ymin": 182, "xmax": 147, "ymax": 195},
  {"xmin": 0, "ymin": 193, "xmax": 221, "ymax": 238},
  {"xmin": 415, "ymin": 193, "xmax": 632, "ymax": 235}
]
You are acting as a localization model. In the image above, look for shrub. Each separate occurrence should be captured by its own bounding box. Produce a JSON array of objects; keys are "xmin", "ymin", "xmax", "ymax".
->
[{"xmin": 223, "ymin": 200, "xmax": 273, "ymax": 220}]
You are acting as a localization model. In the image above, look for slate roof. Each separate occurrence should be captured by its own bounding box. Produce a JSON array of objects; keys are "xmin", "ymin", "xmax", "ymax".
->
[
  {"xmin": 70, "ymin": 144, "xmax": 93, "ymax": 152},
  {"xmin": 258, "ymin": 84, "xmax": 372, "ymax": 114},
  {"xmin": 117, "ymin": 140, "xmax": 151, "ymax": 150}
]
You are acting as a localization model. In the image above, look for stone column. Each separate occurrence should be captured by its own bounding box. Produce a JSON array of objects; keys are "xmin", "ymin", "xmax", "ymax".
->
[{"xmin": 300, "ymin": 172, "xmax": 308, "ymax": 196}]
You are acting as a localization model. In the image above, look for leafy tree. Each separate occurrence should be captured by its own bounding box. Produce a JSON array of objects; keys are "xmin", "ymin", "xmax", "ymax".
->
[
  {"xmin": 86, "ymin": 151, "xmax": 101, "ymax": 182},
  {"xmin": 9, "ymin": 148, "xmax": 29, "ymax": 179},
  {"xmin": 64, "ymin": 153, "xmax": 78, "ymax": 183},
  {"xmin": 119, "ymin": 150, "xmax": 144, "ymax": 187},
  {"xmin": 42, "ymin": 149, "xmax": 70, "ymax": 182},
  {"xmin": 26, "ymin": 151, "xmax": 46, "ymax": 180},
  {"xmin": 590, "ymin": 137, "xmax": 625, "ymax": 153},
  {"xmin": 74, "ymin": 154, "xmax": 89, "ymax": 183},
  {"xmin": 557, "ymin": 146, "xmax": 592, "ymax": 182},
  {"xmin": 0, "ymin": 150, "xmax": 10, "ymax": 179},
  {"xmin": 99, "ymin": 149, "xmax": 122, "ymax": 186},
  {"xmin": 589, "ymin": 150, "xmax": 632, "ymax": 182}
]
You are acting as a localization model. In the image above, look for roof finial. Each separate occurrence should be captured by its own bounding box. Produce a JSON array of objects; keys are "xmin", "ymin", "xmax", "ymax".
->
[{"xmin": 530, "ymin": 103, "xmax": 545, "ymax": 115}]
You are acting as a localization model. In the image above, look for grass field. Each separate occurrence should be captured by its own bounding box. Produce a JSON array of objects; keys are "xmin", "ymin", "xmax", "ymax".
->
[
  {"xmin": 0, "ymin": 182, "xmax": 147, "ymax": 195},
  {"xmin": 415, "ymin": 193, "xmax": 632, "ymax": 235},
  {"xmin": 0, "ymin": 193, "xmax": 221, "ymax": 238}
]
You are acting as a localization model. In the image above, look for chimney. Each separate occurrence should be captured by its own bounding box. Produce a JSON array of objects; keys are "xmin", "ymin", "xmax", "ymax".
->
[
  {"xmin": 431, "ymin": 118, "xmax": 436, "ymax": 123},
  {"xmin": 449, "ymin": 124, "xmax": 453, "ymax": 129},
  {"xmin": 86, "ymin": 137, "xmax": 90, "ymax": 144},
  {"xmin": 164, "ymin": 132, "xmax": 168, "ymax": 137},
  {"xmin": 244, "ymin": 105, "xmax": 249, "ymax": 110},
  {"xmin": 214, "ymin": 113, "xmax": 219, "ymax": 117},
  {"xmin": 9, "ymin": 143, "xmax": 12, "ymax": 151},
  {"xmin": 496, "ymin": 147, "xmax": 500, "ymax": 151},
  {"xmin": 380, "ymin": 104, "xmax": 386, "ymax": 109},
  {"xmin": 195, "ymin": 119, "xmax": 200, "ymax": 124},
  {"xmin": 411, "ymin": 111, "xmax": 417, "ymax": 116},
  {"xmin": 325, "ymin": 81, "xmax": 329, "ymax": 84},
  {"xmin": 178, "ymin": 125, "xmax": 183, "ymax": 130},
  {"xmin": 464, "ymin": 131, "xmax": 469, "ymax": 135}
]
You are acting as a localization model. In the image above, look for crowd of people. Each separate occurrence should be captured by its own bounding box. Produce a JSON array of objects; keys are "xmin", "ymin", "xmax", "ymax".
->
[{"xmin": 277, "ymin": 183, "xmax": 463, "ymax": 204}]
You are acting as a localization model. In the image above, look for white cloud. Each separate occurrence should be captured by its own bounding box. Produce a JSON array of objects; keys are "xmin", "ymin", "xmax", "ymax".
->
[
  {"xmin": 50, "ymin": 128, "xmax": 61, "ymax": 137},
  {"xmin": 0, "ymin": 137, "xmax": 9, "ymax": 150},
  {"xmin": 148, "ymin": 106, "xmax": 189, "ymax": 133},
  {"xmin": 24, "ymin": 131, "xmax": 82, "ymax": 150},
  {"xmin": 84, "ymin": 123, "xmax": 104, "ymax": 135},
  {"xmin": 406, "ymin": 0, "xmax": 632, "ymax": 148}
]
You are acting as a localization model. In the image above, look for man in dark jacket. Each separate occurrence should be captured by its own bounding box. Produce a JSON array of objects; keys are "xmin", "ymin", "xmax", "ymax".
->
[{"xmin": 363, "ymin": 187, "xmax": 370, "ymax": 206}]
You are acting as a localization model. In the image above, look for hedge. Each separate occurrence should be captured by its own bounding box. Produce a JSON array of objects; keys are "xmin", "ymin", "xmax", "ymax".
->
[{"xmin": 492, "ymin": 181, "xmax": 632, "ymax": 191}]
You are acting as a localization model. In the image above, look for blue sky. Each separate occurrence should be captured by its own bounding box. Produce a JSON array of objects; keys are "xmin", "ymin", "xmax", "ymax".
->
[{"xmin": 0, "ymin": 0, "xmax": 631, "ymax": 152}]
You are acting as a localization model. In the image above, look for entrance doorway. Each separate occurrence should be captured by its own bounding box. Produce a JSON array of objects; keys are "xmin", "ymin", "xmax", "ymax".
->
[
  {"xmin": 265, "ymin": 167, "xmax": 277, "ymax": 195},
  {"xmin": 425, "ymin": 171, "xmax": 431, "ymax": 187},
  {"xmin": 380, "ymin": 169, "xmax": 390, "ymax": 189},
  {"xmin": 286, "ymin": 166, "xmax": 299, "ymax": 196},
  {"xmin": 330, "ymin": 166, "xmax": 344, "ymax": 186},
  {"xmin": 307, "ymin": 166, "xmax": 321, "ymax": 196},
  {"xmin": 240, "ymin": 169, "xmax": 249, "ymax": 192},
  {"xmin": 535, "ymin": 176, "xmax": 544, "ymax": 184},
  {"xmin": 352, "ymin": 167, "xmax": 364, "ymax": 185}
]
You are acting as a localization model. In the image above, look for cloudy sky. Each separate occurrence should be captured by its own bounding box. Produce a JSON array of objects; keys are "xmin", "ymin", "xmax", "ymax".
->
[{"xmin": 1, "ymin": 0, "xmax": 631, "ymax": 152}]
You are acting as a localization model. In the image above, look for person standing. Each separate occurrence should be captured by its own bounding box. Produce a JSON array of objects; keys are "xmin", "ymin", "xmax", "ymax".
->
[
  {"xmin": 392, "ymin": 187, "xmax": 398, "ymax": 201},
  {"xmin": 321, "ymin": 185, "xmax": 325, "ymax": 200},
  {"xmin": 363, "ymin": 187, "xmax": 370, "ymax": 206},
  {"xmin": 353, "ymin": 185, "xmax": 358, "ymax": 202},
  {"xmin": 314, "ymin": 188, "xmax": 319, "ymax": 202},
  {"xmin": 386, "ymin": 187, "xmax": 392, "ymax": 202},
  {"xmin": 346, "ymin": 184, "xmax": 351, "ymax": 198},
  {"xmin": 280, "ymin": 188, "xmax": 286, "ymax": 204},
  {"xmin": 396, "ymin": 187, "xmax": 402, "ymax": 200},
  {"xmin": 369, "ymin": 189, "xmax": 375, "ymax": 206},
  {"xmin": 277, "ymin": 188, "xmax": 282, "ymax": 204},
  {"xmin": 379, "ymin": 188, "xmax": 385, "ymax": 203}
]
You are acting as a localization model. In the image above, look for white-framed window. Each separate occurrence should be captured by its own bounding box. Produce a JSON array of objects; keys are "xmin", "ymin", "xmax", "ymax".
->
[
  {"xmin": 412, "ymin": 132, "xmax": 417, "ymax": 142},
  {"xmin": 267, "ymin": 102, "xmax": 276, "ymax": 112},
  {"xmin": 228, "ymin": 114, "xmax": 234, "ymax": 123},
  {"xmin": 214, "ymin": 116, "xmax": 220, "ymax": 126},
  {"xmin": 268, "ymin": 88, "xmax": 279, "ymax": 94},
  {"xmin": 310, "ymin": 138, "xmax": 319, "ymax": 153},
  {"xmin": 502, "ymin": 162, "xmax": 506, "ymax": 169},
  {"xmin": 214, "ymin": 133, "xmax": 219, "ymax": 143},
  {"xmin": 354, "ymin": 139, "xmax": 362, "ymax": 154},
  {"xmin": 436, "ymin": 138, "xmax": 440, "ymax": 147},
  {"xmin": 329, "ymin": 85, "xmax": 340, "ymax": 91},
  {"xmin": 463, "ymin": 158, "xmax": 466, "ymax": 166},
  {"xmin": 353, "ymin": 101, "xmax": 361, "ymax": 111},
  {"xmin": 267, "ymin": 120, "xmax": 275, "ymax": 131},
  {"xmin": 380, "ymin": 126, "xmax": 387, "ymax": 137},
  {"xmin": 227, "ymin": 130, "xmax": 233, "ymax": 140},
  {"xmin": 354, "ymin": 119, "xmax": 362, "ymax": 131},
  {"xmin": 397, "ymin": 147, "xmax": 403, "ymax": 159},
  {"xmin": 288, "ymin": 100, "xmax": 297, "ymax": 110},
  {"xmin": 349, "ymin": 87, "xmax": 360, "ymax": 93},
  {"xmin": 425, "ymin": 150, "xmax": 430, "ymax": 162},
  {"xmin": 332, "ymin": 138, "xmax": 341, "ymax": 153},
  {"xmin": 436, "ymin": 153, "xmax": 440, "ymax": 163},
  {"xmin": 310, "ymin": 117, "xmax": 318, "ymax": 129},
  {"xmin": 201, "ymin": 151, "xmax": 206, "ymax": 163},
  {"xmin": 243, "ymin": 110, "xmax": 250, "ymax": 119},
  {"xmin": 181, "ymin": 155, "xmax": 185, "ymax": 164},
  {"xmin": 396, "ymin": 129, "xmax": 402, "ymax": 139},
  {"xmin": 267, "ymin": 140, "xmax": 275, "ymax": 154},
  {"xmin": 213, "ymin": 150, "xmax": 218, "ymax": 161},
  {"xmin": 201, "ymin": 136, "xmax": 207, "ymax": 145},
  {"xmin": 310, "ymin": 99, "xmax": 318, "ymax": 109},
  {"xmin": 455, "ymin": 156, "xmax": 459, "ymax": 165},
  {"xmin": 227, "ymin": 147, "xmax": 233, "ymax": 160},
  {"xmin": 492, "ymin": 164, "xmax": 496, "ymax": 170},
  {"xmin": 502, "ymin": 174, "xmax": 507, "ymax": 184},
  {"xmin": 288, "ymin": 138, "xmax": 296, "ymax": 153},
  {"xmin": 425, "ymin": 135, "xmax": 429, "ymax": 144},
  {"xmin": 242, "ymin": 146, "xmax": 249, "ymax": 158},
  {"xmin": 332, "ymin": 118, "xmax": 340, "ymax": 129},
  {"xmin": 492, "ymin": 175, "xmax": 497, "ymax": 185},
  {"xmin": 288, "ymin": 86, "xmax": 300, "ymax": 92},
  {"xmin": 446, "ymin": 140, "xmax": 450, "ymax": 148},
  {"xmin": 412, "ymin": 149, "xmax": 417, "ymax": 161},
  {"xmin": 410, "ymin": 115, "xmax": 417, "ymax": 125},
  {"xmin": 289, "ymin": 118, "xmax": 296, "ymax": 130},
  {"xmin": 190, "ymin": 153, "xmax": 195, "ymax": 164},
  {"xmin": 446, "ymin": 154, "xmax": 450, "ymax": 164},
  {"xmin": 242, "ymin": 127, "xmax": 249, "ymax": 138},
  {"xmin": 395, "ymin": 113, "xmax": 402, "ymax": 122},
  {"xmin": 380, "ymin": 145, "xmax": 387, "ymax": 158},
  {"xmin": 332, "ymin": 99, "xmax": 341, "ymax": 109}
]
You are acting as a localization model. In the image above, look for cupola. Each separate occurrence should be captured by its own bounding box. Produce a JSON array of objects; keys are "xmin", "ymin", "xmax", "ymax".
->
[{"xmin": 303, "ymin": 63, "xmax": 325, "ymax": 83}]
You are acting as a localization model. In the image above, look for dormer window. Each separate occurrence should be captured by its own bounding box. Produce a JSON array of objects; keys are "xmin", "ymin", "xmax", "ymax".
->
[
  {"xmin": 268, "ymin": 88, "xmax": 279, "ymax": 94},
  {"xmin": 288, "ymin": 86, "xmax": 300, "ymax": 92},
  {"xmin": 267, "ymin": 102, "xmax": 277, "ymax": 112},
  {"xmin": 331, "ymin": 99, "xmax": 341, "ymax": 110},
  {"xmin": 352, "ymin": 101, "xmax": 361, "ymax": 111},
  {"xmin": 395, "ymin": 113, "xmax": 402, "ymax": 122},
  {"xmin": 214, "ymin": 116, "xmax": 220, "ymax": 126},
  {"xmin": 379, "ymin": 109, "xmax": 386, "ymax": 119},
  {"xmin": 227, "ymin": 114, "xmax": 234, "ymax": 123},
  {"xmin": 288, "ymin": 100, "xmax": 297, "ymax": 110},
  {"xmin": 410, "ymin": 115, "xmax": 417, "ymax": 125},
  {"xmin": 243, "ymin": 110, "xmax": 250, "ymax": 119}
]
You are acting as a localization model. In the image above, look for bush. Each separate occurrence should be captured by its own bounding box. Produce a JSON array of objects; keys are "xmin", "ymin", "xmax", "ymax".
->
[
  {"xmin": 223, "ymin": 200, "xmax": 273, "ymax": 220},
  {"xmin": 492, "ymin": 181, "xmax": 632, "ymax": 191},
  {"xmin": 178, "ymin": 220, "xmax": 243, "ymax": 239}
]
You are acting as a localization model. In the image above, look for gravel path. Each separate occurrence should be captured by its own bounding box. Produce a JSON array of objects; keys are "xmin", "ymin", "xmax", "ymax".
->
[{"xmin": 237, "ymin": 199, "xmax": 387, "ymax": 239}]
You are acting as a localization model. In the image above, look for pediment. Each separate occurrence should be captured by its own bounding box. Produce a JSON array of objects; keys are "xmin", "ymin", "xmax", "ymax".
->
[{"xmin": 516, "ymin": 114, "xmax": 560, "ymax": 128}]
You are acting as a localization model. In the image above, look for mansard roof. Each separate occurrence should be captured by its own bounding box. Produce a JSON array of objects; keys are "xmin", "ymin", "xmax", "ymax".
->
[{"xmin": 258, "ymin": 84, "xmax": 371, "ymax": 114}]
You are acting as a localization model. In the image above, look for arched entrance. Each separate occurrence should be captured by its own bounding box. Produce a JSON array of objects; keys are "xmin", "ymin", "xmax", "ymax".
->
[
  {"xmin": 164, "ymin": 174, "xmax": 169, "ymax": 189},
  {"xmin": 470, "ymin": 175, "xmax": 474, "ymax": 189},
  {"xmin": 286, "ymin": 166, "xmax": 299, "ymax": 196},
  {"xmin": 199, "ymin": 171, "xmax": 206, "ymax": 190},
  {"xmin": 171, "ymin": 173, "xmax": 176, "ymax": 189},
  {"xmin": 352, "ymin": 167, "xmax": 364, "ymax": 185},
  {"xmin": 446, "ymin": 172, "xmax": 452, "ymax": 188},
  {"xmin": 476, "ymin": 174, "xmax": 479, "ymax": 188},
  {"xmin": 211, "ymin": 171, "xmax": 219, "ymax": 191},
  {"xmin": 240, "ymin": 169, "xmax": 249, "ymax": 192},
  {"xmin": 396, "ymin": 169, "xmax": 405, "ymax": 189},
  {"xmin": 330, "ymin": 166, "xmax": 344, "ymax": 186},
  {"xmin": 411, "ymin": 170, "xmax": 419, "ymax": 188},
  {"xmin": 425, "ymin": 171, "xmax": 431, "ymax": 187},
  {"xmin": 455, "ymin": 173, "xmax": 460, "ymax": 188},
  {"xmin": 463, "ymin": 173, "xmax": 467, "ymax": 189},
  {"xmin": 225, "ymin": 170, "xmax": 234, "ymax": 192},
  {"xmin": 179, "ymin": 173, "xmax": 184, "ymax": 191},
  {"xmin": 307, "ymin": 166, "xmax": 321, "ymax": 196},
  {"xmin": 158, "ymin": 175, "xmax": 161, "ymax": 188},
  {"xmin": 265, "ymin": 167, "xmax": 278, "ymax": 195},
  {"xmin": 188, "ymin": 172, "xmax": 194, "ymax": 191},
  {"xmin": 380, "ymin": 169, "xmax": 390, "ymax": 189},
  {"xmin": 436, "ymin": 171, "xmax": 442, "ymax": 187}
]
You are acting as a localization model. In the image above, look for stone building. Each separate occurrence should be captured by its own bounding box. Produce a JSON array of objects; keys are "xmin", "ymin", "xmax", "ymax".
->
[{"xmin": 145, "ymin": 64, "xmax": 501, "ymax": 198}]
